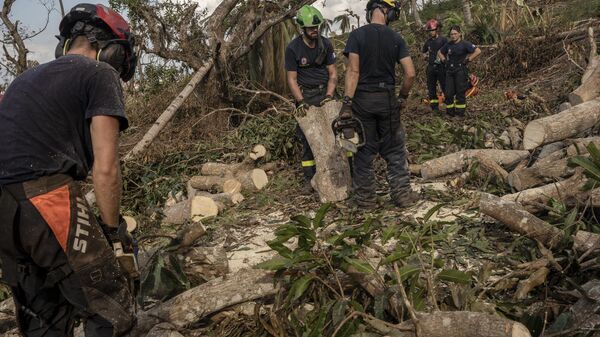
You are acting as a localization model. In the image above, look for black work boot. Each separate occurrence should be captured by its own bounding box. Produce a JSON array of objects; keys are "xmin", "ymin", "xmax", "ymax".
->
[
  {"xmin": 392, "ymin": 190, "xmax": 420, "ymax": 208},
  {"xmin": 446, "ymin": 107, "xmax": 455, "ymax": 116},
  {"xmin": 300, "ymin": 180, "xmax": 314, "ymax": 195},
  {"xmin": 454, "ymin": 107, "xmax": 465, "ymax": 118},
  {"xmin": 430, "ymin": 102, "xmax": 439, "ymax": 111}
]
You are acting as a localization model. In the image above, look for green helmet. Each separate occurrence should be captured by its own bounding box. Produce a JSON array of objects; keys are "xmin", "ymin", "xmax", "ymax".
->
[{"xmin": 296, "ymin": 5, "xmax": 324, "ymax": 28}]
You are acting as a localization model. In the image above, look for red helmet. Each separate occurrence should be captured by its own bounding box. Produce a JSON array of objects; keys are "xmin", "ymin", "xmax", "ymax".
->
[
  {"xmin": 57, "ymin": 3, "xmax": 137, "ymax": 82},
  {"xmin": 425, "ymin": 19, "xmax": 439, "ymax": 31}
]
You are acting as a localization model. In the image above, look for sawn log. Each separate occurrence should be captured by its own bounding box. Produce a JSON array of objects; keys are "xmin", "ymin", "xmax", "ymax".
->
[
  {"xmin": 420, "ymin": 149, "xmax": 529, "ymax": 179},
  {"xmin": 296, "ymin": 100, "xmax": 351, "ymax": 202}
]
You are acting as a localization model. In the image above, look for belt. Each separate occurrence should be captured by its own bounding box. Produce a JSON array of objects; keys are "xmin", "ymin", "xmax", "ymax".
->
[
  {"xmin": 357, "ymin": 82, "xmax": 395, "ymax": 92},
  {"xmin": 300, "ymin": 84, "xmax": 326, "ymax": 93},
  {"xmin": 4, "ymin": 174, "xmax": 73, "ymax": 200}
]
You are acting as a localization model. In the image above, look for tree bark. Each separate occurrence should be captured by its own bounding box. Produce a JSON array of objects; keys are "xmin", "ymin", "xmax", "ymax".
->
[
  {"xmin": 410, "ymin": 0, "xmax": 422, "ymax": 27},
  {"xmin": 507, "ymin": 150, "xmax": 574, "ymax": 191},
  {"xmin": 420, "ymin": 149, "xmax": 529, "ymax": 179},
  {"xmin": 296, "ymin": 101, "xmax": 352, "ymax": 202},
  {"xmin": 366, "ymin": 311, "xmax": 531, "ymax": 337},
  {"xmin": 566, "ymin": 136, "xmax": 600, "ymax": 156},
  {"xmin": 522, "ymin": 98, "xmax": 600, "ymax": 150},
  {"xmin": 234, "ymin": 169, "xmax": 269, "ymax": 192},
  {"xmin": 462, "ymin": 0, "xmax": 473, "ymax": 25},
  {"xmin": 569, "ymin": 27, "xmax": 600, "ymax": 105},
  {"xmin": 181, "ymin": 246, "xmax": 229, "ymax": 284},
  {"xmin": 502, "ymin": 172, "xmax": 586, "ymax": 213},
  {"xmin": 480, "ymin": 193, "xmax": 566, "ymax": 248},
  {"xmin": 132, "ymin": 268, "xmax": 276, "ymax": 336}
]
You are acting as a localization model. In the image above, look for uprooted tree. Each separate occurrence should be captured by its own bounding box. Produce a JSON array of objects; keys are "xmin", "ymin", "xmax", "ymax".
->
[{"xmin": 109, "ymin": 0, "xmax": 315, "ymax": 159}]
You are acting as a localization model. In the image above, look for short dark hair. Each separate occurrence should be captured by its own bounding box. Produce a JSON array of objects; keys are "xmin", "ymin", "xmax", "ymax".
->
[{"xmin": 450, "ymin": 25, "xmax": 461, "ymax": 33}]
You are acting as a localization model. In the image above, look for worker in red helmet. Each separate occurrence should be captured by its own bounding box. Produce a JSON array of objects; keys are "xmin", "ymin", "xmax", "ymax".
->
[
  {"xmin": 0, "ymin": 3, "xmax": 137, "ymax": 336},
  {"xmin": 422, "ymin": 19, "xmax": 447, "ymax": 111}
]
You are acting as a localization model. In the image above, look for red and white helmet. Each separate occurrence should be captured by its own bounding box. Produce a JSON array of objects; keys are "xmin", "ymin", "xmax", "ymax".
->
[
  {"xmin": 57, "ymin": 3, "xmax": 137, "ymax": 81},
  {"xmin": 425, "ymin": 19, "xmax": 439, "ymax": 31}
]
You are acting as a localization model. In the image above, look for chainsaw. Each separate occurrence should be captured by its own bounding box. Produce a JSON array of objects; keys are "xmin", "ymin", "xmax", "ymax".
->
[{"xmin": 331, "ymin": 116, "xmax": 365, "ymax": 153}]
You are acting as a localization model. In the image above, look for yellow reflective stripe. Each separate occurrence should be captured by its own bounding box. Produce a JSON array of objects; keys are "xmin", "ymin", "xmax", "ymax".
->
[
  {"xmin": 301, "ymin": 160, "xmax": 316, "ymax": 167},
  {"xmin": 430, "ymin": 99, "xmax": 439, "ymax": 103},
  {"xmin": 346, "ymin": 151, "xmax": 354, "ymax": 157},
  {"xmin": 446, "ymin": 104, "xmax": 455, "ymax": 108},
  {"xmin": 455, "ymin": 104, "xmax": 466, "ymax": 108}
]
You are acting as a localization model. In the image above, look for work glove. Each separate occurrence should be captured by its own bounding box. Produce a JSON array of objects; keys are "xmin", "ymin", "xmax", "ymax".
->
[
  {"xmin": 339, "ymin": 96, "xmax": 353, "ymax": 119},
  {"xmin": 295, "ymin": 99, "xmax": 308, "ymax": 117},
  {"xmin": 319, "ymin": 95, "xmax": 334, "ymax": 106},
  {"xmin": 101, "ymin": 215, "xmax": 136, "ymax": 254},
  {"xmin": 397, "ymin": 93, "xmax": 409, "ymax": 108}
]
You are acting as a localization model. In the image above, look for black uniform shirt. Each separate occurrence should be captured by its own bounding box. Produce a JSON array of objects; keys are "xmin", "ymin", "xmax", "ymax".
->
[
  {"xmin": 344, "ymin": 24, "xmax": 410, "ymax": 89},
  {"xmin": 422, "ymin": 36, "xmax": 448, "ymax": 65},
  {"xmin": 439, "ymin": 39, "xmax": 476, "ymax": 66},
  {"xmin": 285, "ymin": 35, "xmax": 336, "ymax": 88},
  {"xmin": 0, "ymin": 55, "xmax": 128, "ymax": 185}
]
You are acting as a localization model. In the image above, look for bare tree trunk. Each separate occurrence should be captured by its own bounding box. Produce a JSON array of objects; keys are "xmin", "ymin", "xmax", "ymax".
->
[
  {"xmin": 462, "ymin": 0, "xmax": 473, "ymax": 25},
  {"xmin": 410, "ymin": 0, "xmax": 422, "ymax": 27},
  {"xmin": 123, "ymin": 61, "xmax": 214, "ymax": 161},
  {"xmin": 0, "ymin": 0, "xmax": 29, "ymax": 74}
]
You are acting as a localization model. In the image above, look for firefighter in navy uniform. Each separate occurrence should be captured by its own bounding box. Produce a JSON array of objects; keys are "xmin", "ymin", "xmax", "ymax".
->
[
  {"xmin": 0, "ymin": 4, "xmax": 137, "ymax": 336},
  {"xmin": 421, "ymin": 19, "xmax": 447, "ymax": 111},
  {"xmin": 340, "ymin": 0, "xmax": 419, "ymax": 209},
  {"xmin": 285, "ymin": 5, "xmax": 338, "ymax": 193},
  {"xmin": 437, "ymin": 25, "xmax": 481, "ymax": 117}
]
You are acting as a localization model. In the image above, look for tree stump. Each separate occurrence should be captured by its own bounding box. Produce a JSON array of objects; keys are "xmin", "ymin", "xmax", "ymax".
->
[{"xmin": 296, "ymin": 100, "xmax": 351, "ymax": 202}]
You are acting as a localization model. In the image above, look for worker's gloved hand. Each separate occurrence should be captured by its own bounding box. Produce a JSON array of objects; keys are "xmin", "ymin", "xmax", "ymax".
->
[
  {"xmin": 397, "ymin": 93, "xmax": 409, "ymax": 108},
  {"xmin": 339, "ymin": 96, "xmax": 353, "ymax": 119},
  {"xmin": 295, "ymin": 99, "xmax": 308, "ymax": 117},
  {"xmin": 100, "ymin": 215, "xmax": 136, "ymax": 254},
  {"xmin": 319, "ymin": 95, "xmax": 334, "ymax": 106}
]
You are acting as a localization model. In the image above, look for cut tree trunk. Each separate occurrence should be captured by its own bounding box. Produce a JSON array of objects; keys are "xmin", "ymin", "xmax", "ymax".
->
[
  {"xmin": 196, "ymin": 191, "xmax": 244, "ymax": 205},
  {"xmin": 522, "ymin": 98, "xmax": 600, "ymax": 150},
  {"xmin": 235, "ymin": 168, "xmax": 268, "ymax": 192},
  {"xmin": 480, "ymin": 193, "xmax": 565, "ymax": 248},
  {"xmin": 163, "ymin": 199, "xmax": 191, "ymax": 225},
  {"xmin": 502, "ymin": 172, "xmax": 586, "ymax": 213},
  {"xmin": 191, "ymin": 195, "xmax": 221, "ymax": 221},
  {"xmin": 296, "ymin": 101, "xmax": 351, "ymax": 202},
  {"xmin": 200, "ymin": 145, "xmax": 267, "ymax": 176},
  {"xmin": 420, "ymin": 149, "xmax": 529, "ymax": 179},
  {"xmin": 181, "ymin": 246, "xmax": 229, "ymax": 283},
  {"xmin": 507, "ymin": 150, "xmax": 574, "ymax": 191},
  {"xmin": 132, "ymin": 268, "xmax": 275, "ymax": 336},
  {"xmin": 566, "ymin": 136, "xmax": 600, "ymax": 156},
  {"xmin": 569, "ymin": 27, "xmax": 600, "ymax": 106},
  {"xmin": 189, "ymin": 175, "xmax": 229, "ymax": 191},
  {"xmin": 365, "ymin": 311, "xmax": 531, "ymax": 337},
  {"xmin": 481, "ymin": 192, "xmax": 598, "ymax": 252}
]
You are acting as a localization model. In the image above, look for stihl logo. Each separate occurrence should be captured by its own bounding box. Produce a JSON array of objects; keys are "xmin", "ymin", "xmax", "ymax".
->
[{"xmin": 74, "ymin": 197, "xmax": 91, "ymax": 253}]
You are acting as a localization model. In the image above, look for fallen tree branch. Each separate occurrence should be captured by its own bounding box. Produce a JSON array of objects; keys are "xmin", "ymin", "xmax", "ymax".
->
[
  {"xmin": 420, "ymin": 149, "xmax": 529, "ymax": 179},
  {"xmin": 132, "ymin": 268, "xmax": 276, "ymax": 336}
]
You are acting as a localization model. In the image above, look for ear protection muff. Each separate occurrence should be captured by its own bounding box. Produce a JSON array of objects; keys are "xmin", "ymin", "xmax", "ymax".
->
[
  {"xmin": 97, "ymin": 41, "xmax": 127, "ymax": 75},
  {"xmin": 386, "ymin": 6, "xmax": 400, "ymax": 23},
  {"xmin": 366, "ymin": 9, "xmax": 373, "ymax": 23},
  {"xmin": 55, "ymin": 36, "xmax": 69, "ymax": 58}
]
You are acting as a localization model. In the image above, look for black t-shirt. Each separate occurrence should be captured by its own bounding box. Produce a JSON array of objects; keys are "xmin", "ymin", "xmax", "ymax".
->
[
  {"xmin": 0, "ymin": 55, "xmax": 128, "ymax": 185},
  {"xmin": 439, "ymin": 39, "xmax": 476, "ymax": 66},
  {"xmin": 343, "ymin": 24, "xmax": 410, "ymax": 89},
  {"xmin": 422, "ymin": 36, "xmax": 448, "ymax": 65},
  {"xmin": 285, "ymin": 36, "xmax": 336, "ymax": 88}
]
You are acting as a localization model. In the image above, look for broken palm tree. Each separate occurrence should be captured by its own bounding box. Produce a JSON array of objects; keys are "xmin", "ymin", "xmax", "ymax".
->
[{"xmin": 295, "ymin": 100, "xmax": 352, "ymax": 202}]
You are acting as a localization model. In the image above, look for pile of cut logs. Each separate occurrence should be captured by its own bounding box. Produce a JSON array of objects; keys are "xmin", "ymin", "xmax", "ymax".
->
[{"xmin": 162, "ymin": 144, "xmax": 272, "ymax": 223}]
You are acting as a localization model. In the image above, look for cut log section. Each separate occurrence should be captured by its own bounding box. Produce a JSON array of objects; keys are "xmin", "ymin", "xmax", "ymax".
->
[
  {"xmin": 366, "ymin": 311, "xmax": 532, "ymax": 337},
  {"xmin": 181, "ymin": 246, "xmax": 229, "ymax": 283},
  {"xmin": 189, "ymin": 175, "xmax": 229, "ymax": 191},
  {"xmin": 200, "ymin": 145, "xmax": 267, "ymax": 176},
  {"xmin": 296, "ymin": 100, "xmax": 351, "ymax": 202},
  {"xmin": 522, "ymin": 98, "xmax": 600, "ymax": 150},
  {"xmin": 420, "ymin": 149, "xmax": 529, "ymax": 179},
  {"xmin": 569, "ymin": 27, "xmax": 600, "ymax": 106},
  {"xmin": 481, "ymin": 192, "xmax": 598, "ymax": 252},
  {"xmin": 163, "ymin": 199, "xmax": 191, "ymax": 225},
  {"xmin": 566, "ymin": 136, "xmax": 600, "ymax": 156},
  {"xmin": 235, "ymin": 168, "xmax": 268, "ymax": 191},
  {"xmin": 223, "ymin": 178, "xmax": 242, "ymax": 194},
  {"xmin": 191, "ymin": 196, "xmax": 221, "ymax": 221},
  {"xmin": 196, "ymin": 191, "xmax": 244, "ymax": 205},
  {"xmin": 249, "ymin": 144, "xmax": 267, "ymax": 160},
  {"xmin": 502, "ymin": 172, "xmax": 586, "ymax": 212},
  {"xmin": 133, "ymin": 269, "xmax": 276, "ymax": 336},
  {"xmin": 507, "ymin": 150, "xmax": 574, "ymax": 191}
]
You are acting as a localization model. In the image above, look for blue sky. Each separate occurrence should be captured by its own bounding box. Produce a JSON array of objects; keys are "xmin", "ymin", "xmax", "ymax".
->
[{"xmin": 8, "ymin": 0, "xmax": 368, "ymax": 65}]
